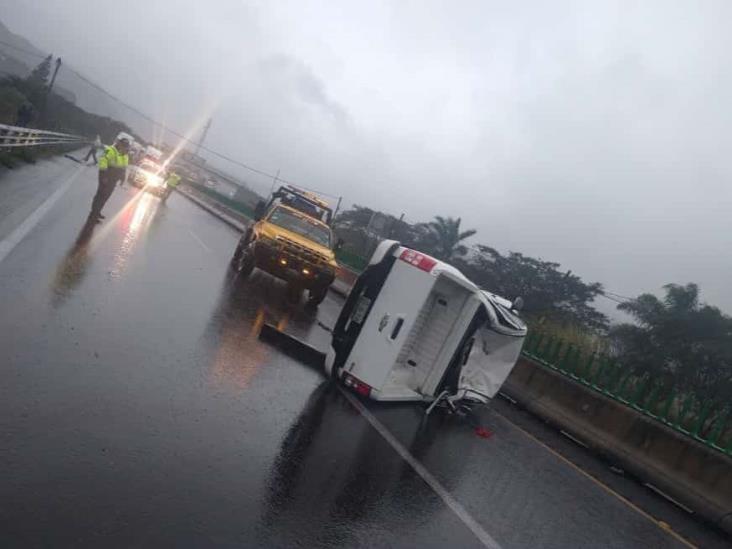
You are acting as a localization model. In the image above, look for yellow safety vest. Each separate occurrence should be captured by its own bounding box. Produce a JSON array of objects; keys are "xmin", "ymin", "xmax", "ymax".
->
[
  {"xmin": 165, "ymin": 173, "xmax": 182, "ymax": 188},
  {"xmin": 98, "ymin": 145, "xmax": 129, "ymax": 171}
]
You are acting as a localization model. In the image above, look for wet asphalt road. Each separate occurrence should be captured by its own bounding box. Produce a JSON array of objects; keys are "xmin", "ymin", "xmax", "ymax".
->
[{"xmin": 0, "ymin": 157, "xmax": 718, "ymax": 548}]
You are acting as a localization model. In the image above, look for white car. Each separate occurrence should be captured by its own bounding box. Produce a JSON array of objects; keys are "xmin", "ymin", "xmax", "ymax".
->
[
  {"xmin": 326, "ymin": 240, "xmax": 527, "ymax": 404},
  {"xmin": 130, "ymin": 160, "xmax": 166, "ymax": 195}
]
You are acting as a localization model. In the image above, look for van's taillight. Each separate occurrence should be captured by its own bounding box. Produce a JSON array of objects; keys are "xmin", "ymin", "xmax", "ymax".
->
[
  {"xmin": 343, "ymin": 373, "xmax": 372, "ymax": 397},
  {"xmin": 399, "ymin": 249, "xmax": 437, "ymax": 272}
]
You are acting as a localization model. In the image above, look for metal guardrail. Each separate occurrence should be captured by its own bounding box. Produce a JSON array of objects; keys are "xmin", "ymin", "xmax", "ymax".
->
[
  {"xmin": 521, "ymin": 331, "xmax": 732, "ymax": 457},
  {"xmin": 0, "ymin": 123, "xmax": 87, "ymax": 149}
]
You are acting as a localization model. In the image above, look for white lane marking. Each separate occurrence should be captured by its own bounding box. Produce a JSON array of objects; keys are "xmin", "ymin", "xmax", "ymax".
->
[
  {"xmin": 559, "ymin": 429, "xmax": 589, "ymax": 449},
  {"xmin": 187, "ymin": 228, "xmax": 211, "ymax": 253},
  {"xmin": 0, "ymin": 166, "xmax": 83, "ymax": 265},
  {"xmin": 339, "ymin": 387, "xmax": 502, "ymax": 549},
  {"xmin": 643, "ymin": 483, "xmax": 695, "ymax": 514}
]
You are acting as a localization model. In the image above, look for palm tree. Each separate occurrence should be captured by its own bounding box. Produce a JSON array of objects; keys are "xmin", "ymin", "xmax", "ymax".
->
[
  {"xmin": 611, "ymin": 283, "xmax": 732, "ymax": 398},
  {"xmin": 422, "ymin": 216, "xmax": 477, "ymax": 261}
]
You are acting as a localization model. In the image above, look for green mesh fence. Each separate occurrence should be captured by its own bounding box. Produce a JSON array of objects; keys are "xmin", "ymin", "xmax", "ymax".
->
[{"xmin": 521, "ymin": 331, "xmax": 732, "ymax": 457}]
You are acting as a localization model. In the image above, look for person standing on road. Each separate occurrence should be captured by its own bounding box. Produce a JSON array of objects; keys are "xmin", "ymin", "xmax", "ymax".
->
[
  {"xmin": 88, "ymin": 137, "xmax": 130, "ymax": 222},
  {"xmin": 83, "ymin": 135, "xmax": 102, "ymax": 165},
  {"xmin": 15, "ymin": 102, "xmax": 34, "ymax": 127},
  {"xmin": 161, "ymin": 170, "xmax": 181, "ymax": 203}
]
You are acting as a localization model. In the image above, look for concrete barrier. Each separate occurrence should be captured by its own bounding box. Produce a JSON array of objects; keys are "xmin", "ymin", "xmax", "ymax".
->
[{"xmin": 502, "ymin": 356, "xmax": 732, "ymax": 536}]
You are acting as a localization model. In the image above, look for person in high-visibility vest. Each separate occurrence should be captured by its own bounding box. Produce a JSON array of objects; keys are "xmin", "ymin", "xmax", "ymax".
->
[
  {"xmin": 161, "ymin": 170, "xmax": 181, "ymax": 203},
  {"xmin": 89, "ymin": 137, "xmax": 129, "ymax": 221}
]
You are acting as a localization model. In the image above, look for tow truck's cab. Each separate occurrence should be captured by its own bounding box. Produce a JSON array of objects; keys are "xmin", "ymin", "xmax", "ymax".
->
[
  {"xmin": 326, "ymin": 241, "xmax": 527, "ymax": 404},
  {"xmin": 231, "ymin": 186, "xmax": 340, "ymax": 306}
]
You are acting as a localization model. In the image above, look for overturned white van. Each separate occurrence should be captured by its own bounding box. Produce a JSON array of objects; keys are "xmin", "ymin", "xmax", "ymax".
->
[{"xmin": 325, "ymin": 241, "xmax": 527, "ymax": 404}]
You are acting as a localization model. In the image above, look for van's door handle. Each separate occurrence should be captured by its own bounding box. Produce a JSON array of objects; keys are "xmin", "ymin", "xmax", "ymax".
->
[{"xmin": 389, "ymin": 317, "xmax": 404, "ymax": 340}]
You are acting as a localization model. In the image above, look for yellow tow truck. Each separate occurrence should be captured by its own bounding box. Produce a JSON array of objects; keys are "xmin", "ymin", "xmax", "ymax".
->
[{"xmin": 231, "ymin": 186, "xmax": 340, "ymax": 306}]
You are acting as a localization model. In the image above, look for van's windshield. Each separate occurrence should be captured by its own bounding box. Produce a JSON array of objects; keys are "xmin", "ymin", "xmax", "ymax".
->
[{"xmin": 268, "ymin": 207, "xmax": 332, "ymax": 247}]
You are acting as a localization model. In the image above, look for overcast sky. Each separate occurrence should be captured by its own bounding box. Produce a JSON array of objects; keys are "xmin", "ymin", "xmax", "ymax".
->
[{"xmin": 2, "ymin": 0, "xmax": 731, "ymax": 318}]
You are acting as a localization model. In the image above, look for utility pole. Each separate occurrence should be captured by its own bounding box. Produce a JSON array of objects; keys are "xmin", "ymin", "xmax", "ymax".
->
[
  {"xmin": 48, "ymin": 57, "xmax": 62, "ymax": 94},
  {"xmin": 333, "ymin": 196, "xmax": 343, "ymax": 221},
  {"xmin": 194, "ymin": 117, "xmax": 212, "ymax": 156},
  {"xmin": 269, "ymin": 169, "xmax": 280, "ymax": 195},
  {"xmin": 41, "ymin": 57, "xmax": 62, "ymax": 124}
]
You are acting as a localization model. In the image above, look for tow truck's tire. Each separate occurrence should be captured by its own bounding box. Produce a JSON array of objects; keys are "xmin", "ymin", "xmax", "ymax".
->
[
  {"xmin": 231, "ymin": 244, "xmax": 243, "ymax": 265},
  {"xmin": 286, "ymin": 283, "xmax": 302, "ymax": 304},
  {"xmin": 307, "ymin": 286, "xmax": 328, "ymax": 307},
  {"xmin": 236, "ymin": 248, "xmax": 255, "ymax": 279},
  {"xmin": 230, "ymin": 231, "xmax": 251, "ymax": 267}
]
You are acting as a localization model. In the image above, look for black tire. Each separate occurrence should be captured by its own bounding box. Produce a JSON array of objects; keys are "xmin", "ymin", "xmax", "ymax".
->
[
  {"xmin": 230, "ymin": 231, "xmax": 251, "ymax": 266},
  {"xmin": 286, "ymin": 282, "xmax": 302, "ymax": 304},
  {"xmin": 236, "ymin": 249, "xmax": 256, "ymax": 279},
  {"xmin": 231, "ymin": 243, "xmax": 243, "ymax": 265},
  {"xmin": 308, "ymin": 286, "xmax": 328, "ymax": 307}
]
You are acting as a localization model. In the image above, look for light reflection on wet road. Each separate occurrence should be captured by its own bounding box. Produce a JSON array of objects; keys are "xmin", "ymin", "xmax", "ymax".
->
[{"xmin": 0, "ymin": 159, "xmax": 712, "ymax": 548}]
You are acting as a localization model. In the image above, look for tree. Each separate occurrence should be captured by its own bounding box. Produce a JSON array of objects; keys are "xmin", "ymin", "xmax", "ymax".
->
[
  {"xmin": 334, "ymin": 205, "xmax": 374, "ymax": 230},
  {"xmin": 456, "ymin": 245, "xmax": 609, "ymax": 331},
  {"xmin": 419, "ymin": 216, "xmax": 476, "ymax": 261},
  {"xmin": 610, "ymin": 283, "xmax": 732, "ymax": 398},
  {"xmin": 28, "ymin": 55, "xmax": 53, "ymax": 87}
]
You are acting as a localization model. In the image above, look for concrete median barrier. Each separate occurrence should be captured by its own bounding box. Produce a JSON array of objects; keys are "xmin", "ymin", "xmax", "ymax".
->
[{"xmin": 502, "ymin": 356, "xmax": 732, "ymax": 536}]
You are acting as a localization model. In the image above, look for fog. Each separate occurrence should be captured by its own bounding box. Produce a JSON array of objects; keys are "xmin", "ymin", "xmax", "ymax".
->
[{"xmin": 2, "ymin": 0, "xmax": 731, "ymax": 318}]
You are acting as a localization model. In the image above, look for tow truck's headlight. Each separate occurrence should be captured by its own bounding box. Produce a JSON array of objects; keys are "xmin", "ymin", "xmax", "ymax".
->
[{"xmin": 145, "ymin": 172, "xmax": 163, "ymax": 187}]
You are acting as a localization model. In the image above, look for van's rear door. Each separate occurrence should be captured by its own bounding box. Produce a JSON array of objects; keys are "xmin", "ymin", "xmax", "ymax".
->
[{"xmin": 344, "ymin": 258, "xmax": 435, "ymax": 395}]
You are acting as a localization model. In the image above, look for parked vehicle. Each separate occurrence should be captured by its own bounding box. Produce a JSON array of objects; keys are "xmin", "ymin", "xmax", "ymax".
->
[
  {"xmin": 143, "ymin": 145, "xmax": 164, "ymax": 163},
  {"xmin": 231, "ymin": 186, "xmax": 339, "ymax": 306},
  {"xmin": 129, "ymin": 158, "xmax": 167, "ymax": 196},
  {"xmin": 115, "ymin": 131, "xmax": 135, "ymax": 145},
  {"xmin": 325, "ymin": 240, "xmax": 527, "ymax": 405}
]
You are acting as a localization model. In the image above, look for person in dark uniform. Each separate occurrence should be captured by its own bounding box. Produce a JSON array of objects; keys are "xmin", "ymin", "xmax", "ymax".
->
[
  {"xmin": 84, "ymin": 135, "xmax": 102, "ymax": 164},
  {"xmin": 89, "ymin": 137, "xmax": 130, "ymax": 222}
]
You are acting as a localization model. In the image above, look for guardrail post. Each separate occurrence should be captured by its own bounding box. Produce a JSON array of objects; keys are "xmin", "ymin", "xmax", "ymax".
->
[
  {"xmin": 660, "ymin": 387, "xmax": 676, "ymax": 424},
  {"xmin": 644, "ymin": 380, "xmax": 664, "ymax": 417},
  {"xmin": 559, "ymin": 344, "xmax": 574, "ymax": 373},
  {"xmin": 691, "ymin": 400, "xmax": 715, "ymax": 439},
  {"xmin": 528, "ymin": 332, "xmax": 542, "ymax": 354},
  {"xmin": 629, "ymin": 374, "xmax": 649, "ymax": 409},
  {"xmin": 540, "ymin": 335, "xmax": 555, "ymax": 360},
  {"xmin": 550, "ymin": 339, "xmax": 564, "ymax": 365},
  {"xmin": 615, "ymin": 368, "xmax": 634, "ymax": 403},
  {"xmin": 578, "ymin": 352, "xmax": 595, "ymax": 380},
  {"xmin": 708, "ymin": 408, "xmax": 729, "ymax": 447},
  {"xmin": 589, "ymin": 354, "xmax": 609, "ymax": 389},
  {"xmin": 675, "ymin": 393, "xmax": 697, "ymax": 433}
]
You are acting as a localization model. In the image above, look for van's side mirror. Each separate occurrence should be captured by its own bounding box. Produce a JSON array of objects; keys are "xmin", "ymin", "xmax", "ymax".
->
[
  {"xmin": 512, "ymin": 296, "xmax": 524, "ymax": 311},
  {"xmin": 254, "ymin": 200, "xmax": 266, "ymax": 220},
  {"xmin": 335, "ymin": 237, "xmax": 344, "ymax": 251}
]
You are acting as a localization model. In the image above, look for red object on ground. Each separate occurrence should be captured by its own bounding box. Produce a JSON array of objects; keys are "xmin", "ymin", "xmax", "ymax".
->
[{"xmin": 475, "ymin": 427, "xmax": 493, "ymax": 439}]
